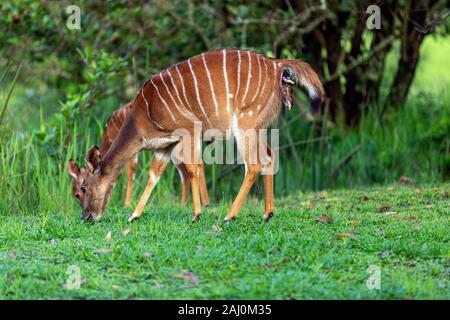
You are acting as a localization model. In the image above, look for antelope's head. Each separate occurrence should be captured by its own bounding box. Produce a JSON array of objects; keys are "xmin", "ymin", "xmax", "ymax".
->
[{"xmin": 67, "ymin": 146, "xmax": 114, "ymax": 221}]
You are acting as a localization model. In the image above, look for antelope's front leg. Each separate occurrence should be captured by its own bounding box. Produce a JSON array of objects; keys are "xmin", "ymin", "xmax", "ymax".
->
[
  {"xmin": 124, "ymin": 154, "xmax": 138, "ymax": 208},
  {"xmin": 128, "ymin": 149, "xmax": 170, "ymax": 222}
]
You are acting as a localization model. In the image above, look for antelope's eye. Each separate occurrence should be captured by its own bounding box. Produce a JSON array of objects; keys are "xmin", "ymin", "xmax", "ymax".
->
[
  {"xmin": 75, "ymin": 193, "xmax": 81, "ymax": 199},
  {"xmin": 80, "ymin": 186, "xmax": 86, "ymax": 193}
]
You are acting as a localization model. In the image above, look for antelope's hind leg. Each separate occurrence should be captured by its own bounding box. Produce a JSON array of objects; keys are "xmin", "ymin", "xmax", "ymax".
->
[
  {"xmin": 262, "ymin": 146, "xmax": 275, "ymax": 221},
  {"xmin": 128, "ymin": 149, "xmax": 170, "ymax": 222},
  {"xmin": 224, "ymin": 131, "xmax": 264, "ymax": 221}
]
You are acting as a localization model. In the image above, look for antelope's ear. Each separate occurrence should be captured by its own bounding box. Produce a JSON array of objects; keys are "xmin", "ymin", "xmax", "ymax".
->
[
  {"xmin": 85, "ymin": 146, "xmax": 101, "ymax": 173},
  {"xmin": 68, "ymin": 160, "xmax": 80, "ymax": 179}
]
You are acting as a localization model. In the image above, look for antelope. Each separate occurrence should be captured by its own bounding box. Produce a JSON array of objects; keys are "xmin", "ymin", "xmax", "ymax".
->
[
  {"xmin": 72, "ymin": 49, "xmax": 324, "ymax": 222},
  {"xmin": 67, "ymin": 103, "xmax": 209, "ymax": 214}
]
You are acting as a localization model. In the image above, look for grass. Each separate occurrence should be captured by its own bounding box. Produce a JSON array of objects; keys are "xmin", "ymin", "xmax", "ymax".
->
[{"xmin": 0, "ymin": 184, "xmax": 448, "ymax": 299}]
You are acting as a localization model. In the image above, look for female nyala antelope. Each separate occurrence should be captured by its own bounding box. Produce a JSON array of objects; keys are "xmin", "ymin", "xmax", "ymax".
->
[
  {"xmin": 73, "ymin": 49, "xmax": 324, "ymax": 222},
  {"xmin": 68, "ymin": 103, "xmax": 209, "ymax": 212}
]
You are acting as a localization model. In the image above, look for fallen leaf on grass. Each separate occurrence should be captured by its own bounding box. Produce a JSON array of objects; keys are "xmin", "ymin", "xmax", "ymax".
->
[
  {"xmin": 423, "ymin": 205, "xmax": 432, "ymax": 209},
  {"xmin": 263, "ymin": 263, "xmax": 279, "ymax": 270},
  {"xmin": 359, "ymin": 195, "xmax": 368, "ymax": 201},
  {"xmin": 122, "ymin": 228, "xmax": 131, "ymax": 236},
  {"xmin": 206, "ymin": 225, "xmax": 223, "ymax": 236},
  {"xmin": 93, "ymin": 248, "xmax": 111, "ymax": 255},
  {"xmin": 50, "ymin": 239, "xmax": 57, "ymax": 246},
  {"xmin": 171, "ymin": 270, "xmax": 200, "ymax": 286},
  {"xmin": 379, "ymin": 204, "xmax": 392, "ymax": 213},
  {"xmin": 105, "ymin": 231, "xmax": 112, "ymax": 240},
  {"xmin": 384, "ymin": 211, "xmax": 399, "ymax": 216},
  {"xmin": 390, "ymin": 215, "xmax": 417, "ymax": 221},
  {"xmin": 112, "ymin": 285, "xmax": 121, "ymax": 289},
  {"xmin": 336, "ymin": 230, "xmax": 356, "ymax": 238},
  {"xmin": 316, "ymin": 213, "xmax": 333, "ymax": 224},
  {"xmin": 319, "ymin": 191, "xmax": 329, "ymax": 199},
  {"xmin": 309, "ymin": 201, "xmax": 318, "ymax": 209},
  {"xmin": 414, "ymin": 188, "xmax": 423, "ymax": 194},
  {"xmin": 143, "ymin": 252, "xmax": 154, "ymax": 258},
  {"xmin": 348, "ymin": 219, "xmax": 360, "ymax": 225},
  {"xmin": 398, "ymin": 176, "xmax": 412, "ymax": 185}
]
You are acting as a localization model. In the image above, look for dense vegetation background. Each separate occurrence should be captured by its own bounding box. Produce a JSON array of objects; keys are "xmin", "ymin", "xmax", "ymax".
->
[{"xmin": 0, "ymin": 0, "xmax": 449, "ymax": 215}]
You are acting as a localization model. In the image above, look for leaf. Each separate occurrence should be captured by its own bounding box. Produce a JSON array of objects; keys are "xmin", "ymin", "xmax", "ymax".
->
[
  {"xmin": 359, "ymin": 195, "xmax": 368, "ymax": 201},
  {"xmin": 336, "ymin": 230, "xmax": 356, "ymax": 238},
  {"xmin": 143, "ymin": 252, "xmax": 154, "ymax": 258},
  {"xmin": 348, "ymin": 219, "xmax": 360, "ymax": 225},
  {"xmin": 50, "ymin": 239, "xmax": 57, "ymax": 246},
  {"xmin": 384, "ymin": 211, "xmax": 399, "ymax": 216},
  {"xmin": 379, "ymin": 204, "xmax": 392, "ymax": 213},
  {"xmin": 398, "ymin": 176, "xmax": 412, "ymax": 185},
  {"xmin": 171, "ymin": 270, "xmax": 200, "ymax": 286},
  {"xmin": 263, "ymin": 263, "xmax": 278, "ymax": 269},
  {"xmin": 414, "ymin": 188, "xmax": 423, "ymax": 194},
  {"xmin": 316, "ymin": 213, "xmax": 333, "ymax": 224},
  {"xmin": 105, "ymin": 231, "xmax": 112, "ymax": 240},
  {"xmin": 93, "ymin": 248, "xmax": 111, "ymax": 255},
  {"xmin": 391, "ymin": 215, "xmax": 417, "ymax": 221},
  {"xmin": 319, "ymin": 191, "xmax": 329, "ymax": 199},
  {"xmin": 112, "ymin": 285, "xmax": 121, "ymax": 289},
  {"xmin": 206, "ymin": 225, "xmax": 223, "ymax": 236},
  {"xmin": 122, "ymin": 228, "xmax": 131, "ymax": 236}
]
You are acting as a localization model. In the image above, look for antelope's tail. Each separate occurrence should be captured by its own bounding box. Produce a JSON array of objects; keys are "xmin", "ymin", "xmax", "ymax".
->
[{"xmin": 277, "ymin": 59, "xmax": 325, "ymax": 113}]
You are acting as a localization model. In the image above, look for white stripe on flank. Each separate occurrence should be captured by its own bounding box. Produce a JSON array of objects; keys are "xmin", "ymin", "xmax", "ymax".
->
[
  {"xmin": 160, "ymin": 73, "xmax": 195, "ymax": 121},
  {"xmin": 251, "ymin": 54, "xmax": 262, "ymax": 102},
  {"xmin": 141, "ymin": 89, "xmax": 165, "ymax": 130},
  {"xmin": 241, "ymin": 51, "xmax": 252, "ymax": 104},
  {"xmin": 202, "ymin": 53, "xmax": 219, "ymax": 116},
  {"xmin": 175, "ymin": 64, "xmax": 193, "ymax": 113},
  {"xmin": 150, "ymin": 78, "xmax": 176, "ymax": 122},
  {"xmin": 235, "ymin": 51, "xmax": 241, "ymax": 101},
  {"xmin": 222, "ymin": 49, "xmax": 230, "ymax": 113},
  {"xmin": 159, "ymin": 73, "xmax": 178, "ymax": 107},
  {"xmin": 188, "ymin": 58, "xmax": 211, "ymax": 125},
  {"xmin": 167, "ymin": 69, "xmax": 184, "ymax": 108},
  {"xmin": 260, "ymin": 58, "xmax": 268, "ymax": 96}
]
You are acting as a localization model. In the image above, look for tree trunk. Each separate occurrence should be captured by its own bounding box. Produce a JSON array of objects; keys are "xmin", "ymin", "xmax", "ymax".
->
[{"xmin": 384, "ymin": 0, "xmax": 433, "ymax": 110}]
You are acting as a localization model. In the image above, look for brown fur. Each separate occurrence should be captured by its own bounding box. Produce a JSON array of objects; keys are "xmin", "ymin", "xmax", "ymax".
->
[{"xmin": 75, "ymin": 49, "xmax": 324, "ymax": 222}]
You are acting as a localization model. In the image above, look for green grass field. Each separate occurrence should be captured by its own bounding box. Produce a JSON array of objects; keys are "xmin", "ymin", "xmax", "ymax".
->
[{"xmin": 0, "ymin": 184, "xmax": 448, "ymax": 299}]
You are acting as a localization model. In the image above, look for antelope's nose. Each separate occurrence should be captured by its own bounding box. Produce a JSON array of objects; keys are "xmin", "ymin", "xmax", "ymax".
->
[{"xmin": 81, "ymin": 210, "xmax": 92, "ymax": 222}]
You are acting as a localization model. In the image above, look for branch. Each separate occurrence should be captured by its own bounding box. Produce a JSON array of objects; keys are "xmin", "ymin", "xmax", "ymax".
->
[{"xmin": 325, "ymin": 35, "xmax": 395, "ymax": 83}]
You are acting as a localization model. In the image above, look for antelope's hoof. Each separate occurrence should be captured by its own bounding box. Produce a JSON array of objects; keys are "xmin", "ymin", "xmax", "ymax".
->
[
  {"xmin": 223, "ymin": 215, "xmax": 237, "ymax": 222},
  {"xmin": 128, "ymin": 212, "xmax": 140, "ymax": 223},
  {"xmin": 263, "ymin": 212, "xmax": 274, "ymax": 222},
  {"xmin": 192, "ymin": 214, "xmax": 201, "ymax": 222}
]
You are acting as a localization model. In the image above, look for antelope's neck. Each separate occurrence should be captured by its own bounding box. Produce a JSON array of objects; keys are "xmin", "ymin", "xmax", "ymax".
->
[
  {"xmin": 99, "ymin": 103, "xmax": 132, "ymax": 156},
  {"xmin": 100, "ymin": 115, "xmax": 142, "ymax": 183}
]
